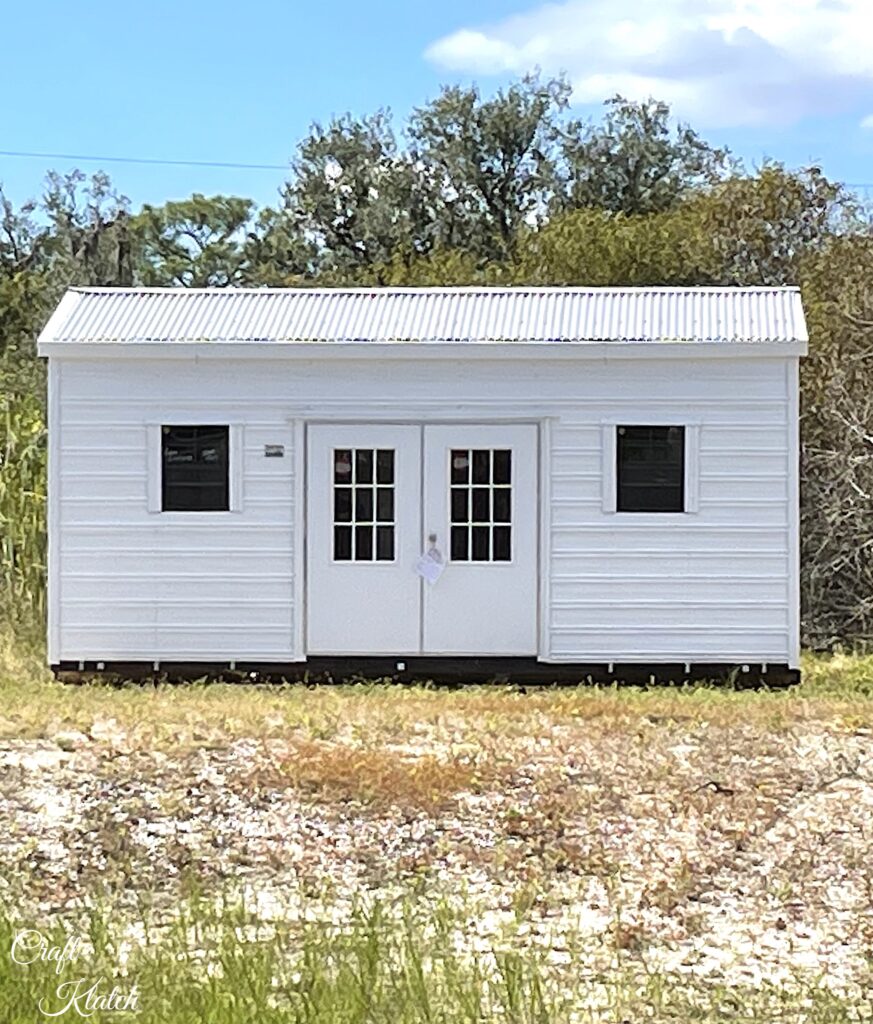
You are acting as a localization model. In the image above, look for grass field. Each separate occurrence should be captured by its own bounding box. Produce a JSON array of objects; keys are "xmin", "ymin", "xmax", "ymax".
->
[{"xmin": 1, "ymin": 636, "xmax": 872, "ymax": 1022}]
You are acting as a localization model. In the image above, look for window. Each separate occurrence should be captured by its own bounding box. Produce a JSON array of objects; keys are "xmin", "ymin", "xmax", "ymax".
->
[
  {"xmin": 450, "ymin": 448, "xmax": 512, "ymax": 562},
  {"xmin": 162, "ymin": 425, "xmax": 229, "ymax": 512},
  {"xmin": 616, "ymin": 425, "xmax": 685, "ymax": 513},
  {"xmin": 333, "ymin": 448, "xmax": 395, "ymax": 561}
]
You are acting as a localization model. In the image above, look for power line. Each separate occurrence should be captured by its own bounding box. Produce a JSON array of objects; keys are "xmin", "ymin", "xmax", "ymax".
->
[
  {"xmin": 2, "ymin": 147, "xmax": 873, "ymax": 189},
  {"xmin": 0, "ymin": 149, "xmax": 288, "ymax": 171}
]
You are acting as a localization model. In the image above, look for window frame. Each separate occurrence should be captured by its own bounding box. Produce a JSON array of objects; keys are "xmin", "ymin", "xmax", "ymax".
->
[
  {"xmin": 147, "ymin": 422, "xmax": 244, "ymax": 516},
  {"xmin": 448, "ymin": 447, "xmax": 514, "ymax": 564},
  {"xmin": 331, "ymin": 446, "xmax": 398, "ymax": 564},
  {"xmin": 600, "ymin": 419, "xmax": 700, "ymax": 516}
]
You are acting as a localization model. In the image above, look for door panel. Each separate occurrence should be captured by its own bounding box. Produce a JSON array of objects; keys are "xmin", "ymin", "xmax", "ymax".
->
[
  {"xmin": 422, "ymin": 425, "xmax": 538, "ymax": 655},
  {"xmin": 306, "ymin": 425, "xmax": 421, "ymax": 654}
]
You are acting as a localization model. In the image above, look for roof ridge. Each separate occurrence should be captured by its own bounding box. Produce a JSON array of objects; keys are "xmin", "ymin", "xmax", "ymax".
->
[{"xmin": 67, "ymin": 284, "xmax": 803, "ymax": 295}]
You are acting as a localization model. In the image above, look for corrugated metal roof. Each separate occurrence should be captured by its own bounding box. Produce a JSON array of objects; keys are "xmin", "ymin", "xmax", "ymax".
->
[{"xmin": 39, "ymin": 286, "xmax": 808, "ymax": 345}]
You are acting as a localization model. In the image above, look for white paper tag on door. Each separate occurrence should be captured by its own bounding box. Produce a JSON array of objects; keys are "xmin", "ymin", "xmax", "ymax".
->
[{"xmin": 415, "ymin": 548, "xmax": 445, "ymax": 585}]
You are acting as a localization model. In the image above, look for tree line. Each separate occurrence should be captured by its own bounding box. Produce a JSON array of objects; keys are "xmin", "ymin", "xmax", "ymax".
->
[{"xmin": 0, "ymin": 75, "xmax": 870, "ymax": 648}]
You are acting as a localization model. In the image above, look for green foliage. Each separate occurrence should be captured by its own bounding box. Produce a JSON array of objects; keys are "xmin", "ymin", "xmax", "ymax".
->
[
  {"xmin": 281, "ymin": 111, "xmax": 426, "ymax": 277},
  {"xmin": 516, "ymin": 207, "xmax": 695, "ymax": 286},
  {"xmin": 408, "ymin": 73, "xmax": 571, "ymax": 259},
  {"xmin": 0, "ymin": 352, "xmax": 46, "ymax": 631},
  {"xmin": 558, "ymin": 95, "xmax": 731, "ymax": 215},
  {"xmin": 134, "ymin": 194, "xmax": 256, "ymax": 287},
  {"xmin": 0, "ymin": 895, "xmax": 865, "ymax": 1023}
]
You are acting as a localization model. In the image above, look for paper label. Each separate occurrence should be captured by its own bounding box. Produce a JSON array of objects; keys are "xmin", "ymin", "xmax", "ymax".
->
[{"xmin": 415, "ymin": 548, "xmax": 445, "ymax": 584}]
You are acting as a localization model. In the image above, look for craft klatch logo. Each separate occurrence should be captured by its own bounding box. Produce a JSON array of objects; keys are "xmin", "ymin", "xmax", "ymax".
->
[{"xmin": 11, "ymin": 928, "xmax": 140, "ymax": 1017}]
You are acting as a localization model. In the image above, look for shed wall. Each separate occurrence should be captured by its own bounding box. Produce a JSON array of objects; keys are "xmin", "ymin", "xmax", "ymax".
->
[{"xmin": 51, "ymin": 354, "xmax": 797, "ymax": 666}]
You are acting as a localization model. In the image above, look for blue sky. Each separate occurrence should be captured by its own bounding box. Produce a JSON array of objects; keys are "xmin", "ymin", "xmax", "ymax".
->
[{"xmin": 3, "ymin": 0, "xmax": 873, "ymax": 211}]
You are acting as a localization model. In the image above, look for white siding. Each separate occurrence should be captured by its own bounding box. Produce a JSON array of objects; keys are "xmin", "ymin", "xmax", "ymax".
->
[
  {"xmin": 52, "ymin": 353, "xmax": 797, "ymax": 666},
  {"xmin": 55, "ymin": 360, "xmax": 297, "ymax": 662}
]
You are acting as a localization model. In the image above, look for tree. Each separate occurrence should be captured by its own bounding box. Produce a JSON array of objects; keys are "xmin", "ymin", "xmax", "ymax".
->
[
  {"xmin": 241, "ymin": 207, "xmax": 316, "ymax": 286},
  {"xmin": 679, "ymin": 164, "xmax": 851, "ymax": 286},
  {"xmin": 281, "ymin": 111, "xmax": 430, "ymax": 279},
  {"xmin": 134, "ymin": 194, "xmax": 255, "ymax": 287},
  {"xmin": 0, "ymin": 171, "xmax": 134, "ymax": 355},
  {"xmin": 515, "ymin": 206, "xmax": 695, "ymax": 286},
  {"xmin": 0, "ymin": 189, "xmax": 47, "ymax": 355},
  {"xmin": 798, "ymin": 233, "xmax": 873, "ymax": 648},
  {"xmin": 520, "ymin": 165, "xmax": 850, "ymax": 289},
  {"xmin": 41, "ymin": 170, "xmax": 134, "ymax": 288},
  {"xmin": 408, "ymin": 74, "xmax": 570, "ymax": 260},
  {"xmin": 558, "ymin": 96, "xmax": 731, "ymax": 215}
]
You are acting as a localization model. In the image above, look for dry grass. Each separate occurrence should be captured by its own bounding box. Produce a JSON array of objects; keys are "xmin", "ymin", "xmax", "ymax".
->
[
  {"xmin": 240, "ymin": 739, "xmax": 506, "ymax": 813},
  {"xmin": 1, "ymin": 631, "xmax": 872, "ymax": 754}
]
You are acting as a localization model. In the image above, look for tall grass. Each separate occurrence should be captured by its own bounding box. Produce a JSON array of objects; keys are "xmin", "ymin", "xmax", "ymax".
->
[
  {"xmin": 0, "ymin": 895, "xmax": 863, "ymax": 1024},
  {"xmin": 0, "ymin": 351, "xmax": 46, "ymax": 633}
]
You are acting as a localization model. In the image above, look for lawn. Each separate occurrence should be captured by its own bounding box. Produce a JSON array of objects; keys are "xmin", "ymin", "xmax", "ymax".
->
[{"xmin": 1, "ymin": 638, "xmax": 872, "ymax": 1022}]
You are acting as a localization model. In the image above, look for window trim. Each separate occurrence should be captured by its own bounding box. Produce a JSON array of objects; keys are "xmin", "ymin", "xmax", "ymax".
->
[
  {"xmin": 330, "ymin": 446, "xmax": 398, "ymax": 564},
  {"xmin": 146, "ymin": 422, "xmax": 244, "ymax": 515},
  {"xmin": 600, "ymin": 419, "xmax": 699, "ymax": 516},
  {"xmin": 447, "ymin": 447, "xmax": 514, "ymax": 564}
]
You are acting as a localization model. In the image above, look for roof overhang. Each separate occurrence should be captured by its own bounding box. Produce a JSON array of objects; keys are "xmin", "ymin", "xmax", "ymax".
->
[{"xmin": 38, "ymin": 340, "xmax": 808, "ymax": 360}]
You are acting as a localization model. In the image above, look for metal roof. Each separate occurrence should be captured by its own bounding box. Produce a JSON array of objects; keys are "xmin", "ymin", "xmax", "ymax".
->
[{"xmin": 39, "ymin": 286, "xmax": 808, "ymax": 346}]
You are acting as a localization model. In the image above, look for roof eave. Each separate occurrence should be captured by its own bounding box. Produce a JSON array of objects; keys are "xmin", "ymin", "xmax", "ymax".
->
[{"xmin": 38, "ymin": 339, "xmax": 809, "ymax": 359}]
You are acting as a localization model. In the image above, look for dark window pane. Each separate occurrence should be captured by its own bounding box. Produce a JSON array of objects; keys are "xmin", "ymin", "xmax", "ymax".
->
[
  {"xmin": 355, "ymin": 487, "xmax": 373, "ymax": 522},
  {"xmin": 471, "ymin": 526, "xmax": 490, "ymax": 561},
  {"xmin": 451, "ymin": 450, "xmax": 469, "ymax": 485},
  {"xmin": 376, "ymin": 449, "xmax": 394, "ymax": 484},
  {"xmin": 334, "ymin": 449, "xmax": 352, "ymax": 482},
  {"xmin": 492, "ymin": 450, "xmax": 511, "ymax": 485},
  {"xmin": 450, "ymin": 488, "xmax": 468, "ymax": 524},
  {"xmin": 617, "ymin": 426, "xmax": 685, "ymax": 513},
  {"xmin": 334, "ymin": 525, "xmax": 352, "ymax": 561},
  {"xmin": 162, "ymin": 425, "xmax": 228, "ymax": 511},
  {"xmin": 472, "ymin": 450, "xmax": 490, "ymax": 484},
  {"xmin": 471, "ymin": 487, "xmax": 490, "ymax": 523},
  {"xmin": 376, "ymin": 487, "xmax": 394, "ymax": 523},
  {"xmin": 493, "ymin": 526, "xmax": 511, "ymax": 561},
  {"xmin": 164, "ymin": 483, "xmax": 226, "ymax": 512},
  {"xmin": 451, "ymin": 526, "xmax": 469, "ymax": 561},
  {"xmin": 355, "ymin": 449, "xmax": 373, "ymax": 484},
  {"xmin": 493, "ymin": 489, "xmax": 511, "ymax": 523},
  {"xmin": 334, "ymin": 487, "xmax": 352, "ymax": 523},
  {"xmin": 354, "ymin": 524, "xmax": 374, "ymax": 560},
  {"xmin": 376, "ymin": 526, "xmax": 394, "ymax": 561},
  {"xmin": 620, "ymin": 485, "xmax": 684, "ymax": 512}
]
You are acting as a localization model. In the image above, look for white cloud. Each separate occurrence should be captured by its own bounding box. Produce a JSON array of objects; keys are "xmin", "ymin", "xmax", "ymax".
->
[
  {"xmin": 424, "ymin": 0, "xmax": 873, "ymax": 127},
  {"xmin": 860, "ymin": 114, "xmax": 873, "ymax": 130}
]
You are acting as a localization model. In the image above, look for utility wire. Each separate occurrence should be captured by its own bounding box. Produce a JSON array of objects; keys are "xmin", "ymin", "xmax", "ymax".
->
[
  {"xmin": 0, "ymin": 149, "xmax": 288, "ymax": 171},
  {"xmin": 2, "ymin": 148, "xmax": 873, "ymax": 188}
]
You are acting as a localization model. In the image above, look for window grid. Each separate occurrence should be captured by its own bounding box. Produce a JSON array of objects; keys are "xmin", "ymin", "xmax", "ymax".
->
[
  {"xmin": 449, "ymin": 449, "xmax": 512, "ymax": 562},
  {"xmin": 333, "ymin": 448, "xmax": 395, "ymax": 562}
]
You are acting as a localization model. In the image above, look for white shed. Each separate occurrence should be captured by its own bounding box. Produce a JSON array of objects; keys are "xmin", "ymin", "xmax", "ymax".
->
[{"xmin": 37, "ymin": 285, "xmax": 808, "ymax": 684}]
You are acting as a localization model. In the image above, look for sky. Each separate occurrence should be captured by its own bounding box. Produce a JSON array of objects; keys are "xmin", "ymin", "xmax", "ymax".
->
[{"xmin": 3, "ymin": 0, "xmax": 873, "ymax": 212}]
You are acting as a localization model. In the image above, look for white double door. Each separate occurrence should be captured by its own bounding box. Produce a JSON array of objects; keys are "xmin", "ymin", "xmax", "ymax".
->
[{"xmin": 306, "ymin": 424, "xmax": 538, "ymax": 656}]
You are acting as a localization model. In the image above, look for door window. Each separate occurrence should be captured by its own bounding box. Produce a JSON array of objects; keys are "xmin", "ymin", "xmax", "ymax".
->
[
  {"xmin": 333, "ymin": 448, "xmax": 395, "ymax": 561},
  {"xmin": 449, "ymin": 449, "xmax": 512, "ymax": 562}
]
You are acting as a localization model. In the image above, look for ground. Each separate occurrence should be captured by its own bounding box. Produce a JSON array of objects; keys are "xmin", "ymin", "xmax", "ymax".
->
[{"xmin": 1, "ymin": 647, "xmax": 872, "ymax": 1021}]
